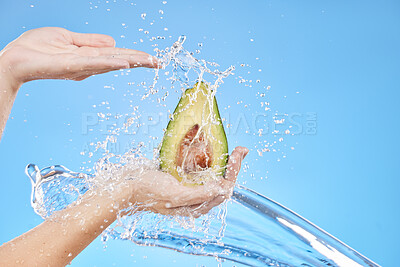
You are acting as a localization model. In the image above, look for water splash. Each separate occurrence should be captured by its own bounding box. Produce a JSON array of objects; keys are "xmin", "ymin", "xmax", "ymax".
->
[
  {"xmin": 153, "ymin": 35, "xmax": 234, "ymax": 94},
  {"xmin": 24, "ymin": 37, "xmax": 380, "ymax": 266},
  {"xmin": 26, "ymin": 164, "xmax": 379, "ymax": 266},
  {"xmin": 26, "ymin": 164, "xmax": 92, "ymax": 218}
]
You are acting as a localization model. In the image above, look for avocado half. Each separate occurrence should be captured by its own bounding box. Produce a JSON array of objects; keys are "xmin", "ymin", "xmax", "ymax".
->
[{"xmin": 159, "ymin": 82, "xmax": 228, "ymax": 184}]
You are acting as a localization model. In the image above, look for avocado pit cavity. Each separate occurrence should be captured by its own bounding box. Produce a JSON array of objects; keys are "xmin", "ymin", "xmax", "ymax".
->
[{"xmin": 176, "ymin": 124, "xmax": 213, "ymax": 174}]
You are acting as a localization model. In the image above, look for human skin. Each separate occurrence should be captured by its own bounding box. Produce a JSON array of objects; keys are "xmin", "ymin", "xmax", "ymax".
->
[
  {"xmin": 0, "ymin": 27, "xmax": 157, "ymax": 139},
  {"xmin": 0, "ymin": 27, "xmax": 249, "ymax": 266}
]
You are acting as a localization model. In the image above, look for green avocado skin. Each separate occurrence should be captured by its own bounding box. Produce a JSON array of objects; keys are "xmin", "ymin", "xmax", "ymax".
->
[{"xmin": 159, "ymin": 82, "xmax": 228, "ymax": 183}]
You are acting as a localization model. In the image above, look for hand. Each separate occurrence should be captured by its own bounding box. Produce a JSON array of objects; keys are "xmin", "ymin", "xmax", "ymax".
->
[
  {"xmin": 0, "ymin": 27, "xmax": 158, "ymax": 86},
  {"xmin": 125, "ymin": 146, "xmax": 249, "ymax": 217}
]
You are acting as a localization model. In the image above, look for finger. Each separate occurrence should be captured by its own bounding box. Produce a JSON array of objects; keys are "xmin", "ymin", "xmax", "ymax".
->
[
  {"xmin": 72, "ymin": 66, "xmax": 126, "ymax": 81},
  {"xmin": 98, "ymin": 47, "xmax": 159, "ymax": 68},
  {"xmin": 74, "ymin": 47, "xmax": 159, "ymax": 69},
  {"xmin": 111, "ymin": 53, "xmax": 159, "ymax": 69},
  {"xmin": 71, "ymin": 32, "xmax": 116, "ymax": 48},
  {"xmin": 70, "ymin": 68, "xmax": 117, "ymax": 81},
  {"xmin": 73, "ymin": 75, "xmax": 91, "ymax": 81},
  {"xmin": 100, "ymin": 48, "xmax": 159, "ymax": 68},
  {"xmin": 171, "ymin": 207, "xmax": 198, "ymax": 218},
  {"xmin": 98, "ymin": 47, "xmax": 150, "ymax": 57},
  {"xmin": 74, "ymin": 47, "xmax": 148, "ymax": 57},
  {"xmin": 71, "ymin": 68, "xmax": 115, "ymax": 81},
  {"xmin": 151, "ymin": 205, "xmax": 193, "ymax": 217},
  {"xmin": 166, "ymin": 185, "xmax": 220, "ymax": 208},
  {"xmin": 65, "ymin": 55, "xmax": 130, "ymax": 73},
  {"xmin": 191, "ymin": 195, "xmax": 226, "ymax": 216},
  {"xmin": 224, "ymin": 146, "xmax": 249, "ymax": 182},
  {"xmin": 104, "ymin": 54, "xmax": 158, "ymax": 68}
]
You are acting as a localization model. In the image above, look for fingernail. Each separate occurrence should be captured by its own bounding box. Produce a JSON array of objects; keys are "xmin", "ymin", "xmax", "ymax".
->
[
  {"xmin": 242, "ymin": 147, "xmax": 249, "ymax": 158},
  {"xmin": 119, "ymin": 61, "xmax": 130, "ymax": 69},
  {"xmin": 149, "ymin": 56, "xmax": 160, "ymax": 68},
  {"xmin": 108, "ymin": 37, "xmax": 116, "ymax": 47}
]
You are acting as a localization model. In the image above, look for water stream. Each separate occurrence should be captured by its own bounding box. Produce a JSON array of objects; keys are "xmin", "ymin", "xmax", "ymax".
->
[{"xmin": 26, "ymin": 163, "xmax": 379, "ymax": 267}]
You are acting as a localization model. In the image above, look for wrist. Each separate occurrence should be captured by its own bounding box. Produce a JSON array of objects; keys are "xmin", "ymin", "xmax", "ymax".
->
[
  {"xmin": 0, "ymin": 49, "xmax": 22, "ymax": 93},
  {"xmin": 95, "ymin": 179, "xmax": 138, "ymax": 211}
]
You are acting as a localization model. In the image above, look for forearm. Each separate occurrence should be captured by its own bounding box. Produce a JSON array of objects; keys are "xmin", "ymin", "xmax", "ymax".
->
[
  {"xmin": 0, "ymin": 184, "xmax": 133, "ymax": 266},
  {"xmin": 0, "ymin": 55, "xmax": 21, "ymax": 140}
]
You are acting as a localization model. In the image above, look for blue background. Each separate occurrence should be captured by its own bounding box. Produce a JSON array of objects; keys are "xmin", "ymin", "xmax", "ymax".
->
[{"xmin": 1, "ymin": 0, "xmax": 399, "ymax": 266}]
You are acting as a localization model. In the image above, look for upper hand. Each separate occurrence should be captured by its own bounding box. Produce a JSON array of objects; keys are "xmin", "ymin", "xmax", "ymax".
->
[{"xmin": 0, "ymin": 27, "xmax": 158, "ymax": 86}]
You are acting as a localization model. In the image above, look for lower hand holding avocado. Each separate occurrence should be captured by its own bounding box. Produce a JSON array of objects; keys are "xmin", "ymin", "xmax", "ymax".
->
[{"xmin": 129, "ymin": 146, "xmax": 248, "ymax": 217}]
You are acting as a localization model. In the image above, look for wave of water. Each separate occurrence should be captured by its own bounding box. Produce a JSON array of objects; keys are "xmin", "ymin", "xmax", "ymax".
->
[{"xmin": 26, "ymin": 163, "xmax": 379, "ymax": 267}]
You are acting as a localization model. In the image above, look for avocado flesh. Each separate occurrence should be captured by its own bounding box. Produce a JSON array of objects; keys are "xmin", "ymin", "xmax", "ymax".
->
[{"xmin": 159, "ymin": 82, "xmax": 228, "ymax": 184}]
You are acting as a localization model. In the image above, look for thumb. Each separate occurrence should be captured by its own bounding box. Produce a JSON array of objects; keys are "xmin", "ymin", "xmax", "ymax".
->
[{"xmin": 224, "ymin": 146, "xmax": 249, "ymax": 183}]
